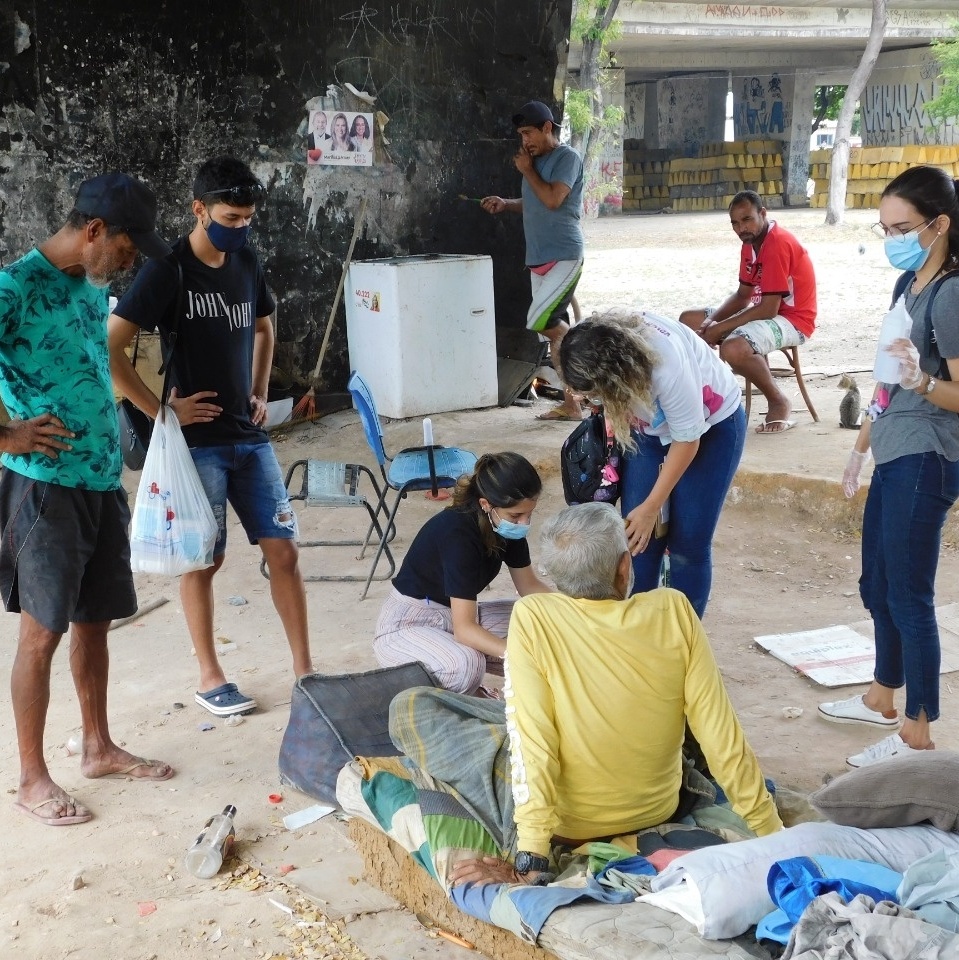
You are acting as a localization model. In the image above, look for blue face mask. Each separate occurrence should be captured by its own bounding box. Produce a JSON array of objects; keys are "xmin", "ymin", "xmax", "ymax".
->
[
  {"xmin": 489, "ymin": 508, "xmax": 530, "ymax": 540},
  {"xmin": 205, "ymin": 218, "xmax": 251, "ymax": 253},
  {"xmin": 884, "ymin": 226, "xmax": 933, "ymax": 272}
]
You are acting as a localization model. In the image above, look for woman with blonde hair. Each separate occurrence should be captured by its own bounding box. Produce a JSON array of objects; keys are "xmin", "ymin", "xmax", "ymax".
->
[
  {"xmin": 559, "ymin": 309, "xmax": 745, "ymax": 618},
  {"xmin": 329, "ymin": 112, "xmax": 354, "ymax": 152},
  {"xmin": 373, "ymin": 452, "xmax": 551, "ymax": 693}
]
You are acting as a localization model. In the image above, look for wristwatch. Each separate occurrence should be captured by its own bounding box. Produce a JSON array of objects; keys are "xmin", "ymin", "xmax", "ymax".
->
[
  {"xmin": 514, "ymin": 851, "xmax": 550, "ymax": 875},
  {"xmin": 925, "ymin": 376, "xmax": 938, "ymax": 395}
]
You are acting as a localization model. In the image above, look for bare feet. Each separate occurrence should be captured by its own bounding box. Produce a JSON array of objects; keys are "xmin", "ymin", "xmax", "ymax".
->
[
  {"xmin": 81, "ymin": 745, "xmax": 174, "ymax": 782},
  {"xmin": 15, "ymin": 777, "xmax": 92, "ymax": 825}
]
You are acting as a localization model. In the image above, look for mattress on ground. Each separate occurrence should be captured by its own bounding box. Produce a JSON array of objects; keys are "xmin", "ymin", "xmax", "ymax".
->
[{"xmin": 337, "ymin": 761, "xmax": 775, "ymax": 960}]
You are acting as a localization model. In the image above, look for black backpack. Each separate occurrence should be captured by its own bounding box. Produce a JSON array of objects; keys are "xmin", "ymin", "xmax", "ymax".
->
[{"xmin": 560, "ymin": 411, "xmax": 622, "ymax": 506}]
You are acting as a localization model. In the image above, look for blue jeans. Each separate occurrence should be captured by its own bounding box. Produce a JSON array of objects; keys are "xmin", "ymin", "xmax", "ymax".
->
[
  {"xmin": 621, "ymin": 405, "xmax": 746, "ymax": 618},
  {"xmin": 191, "ymin": 442, "xmax": 296, "ymax": 557},
  {"xmin": 860, "ymin": 451, "xmax": 959, "ymax": 722}
]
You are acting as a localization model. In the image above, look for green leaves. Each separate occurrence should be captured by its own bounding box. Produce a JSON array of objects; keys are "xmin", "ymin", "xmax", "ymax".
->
[{"xmin": 926, "ymin": 21, "xmax": 959, "ymax": 123}]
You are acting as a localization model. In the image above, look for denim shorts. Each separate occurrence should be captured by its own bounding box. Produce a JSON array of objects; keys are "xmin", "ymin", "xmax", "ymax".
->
[{"xmin": 190, "ymin": 442, "xmax": 296, "ymax": 556}]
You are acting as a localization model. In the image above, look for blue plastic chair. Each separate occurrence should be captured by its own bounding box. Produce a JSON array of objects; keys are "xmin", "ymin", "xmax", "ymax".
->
[{"xmin": 347, "ymin": 371, "xmax": 478, "ymax": 599}]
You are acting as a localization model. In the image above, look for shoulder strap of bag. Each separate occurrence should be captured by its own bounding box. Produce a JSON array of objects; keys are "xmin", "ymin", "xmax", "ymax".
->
[
  {"xmin": 891, "ymin": 270, "xmax": 914, "ymax": 307},
  {"xmin": 922, "ymin": 269, "xmax": 958, "ymax": 381},
  {"xmin": 157, "ymin": 258, "xmax": 185, "ymax": 405}
]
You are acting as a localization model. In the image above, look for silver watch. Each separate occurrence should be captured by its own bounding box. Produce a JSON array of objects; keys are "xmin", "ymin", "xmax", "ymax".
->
[{"xmin": 925, "ymin": 376, "xmax": 937, "ymax": 395}]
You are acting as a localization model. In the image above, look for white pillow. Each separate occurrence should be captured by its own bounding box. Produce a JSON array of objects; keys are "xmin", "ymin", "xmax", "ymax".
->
[{"xmin": 648, "ymin": 821, "xmax": 959, "ymax": 939}]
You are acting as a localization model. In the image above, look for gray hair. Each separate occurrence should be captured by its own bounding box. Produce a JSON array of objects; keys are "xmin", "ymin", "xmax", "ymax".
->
[{"xmin": 539, "ymin": 503, "xmax": 628, "ymax": 600}]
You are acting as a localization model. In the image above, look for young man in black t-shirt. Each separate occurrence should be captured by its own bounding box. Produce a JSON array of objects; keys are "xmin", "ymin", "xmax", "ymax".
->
[{"xmin": 108, "ymin": 157, "xmax": 312, "ymax": 717}]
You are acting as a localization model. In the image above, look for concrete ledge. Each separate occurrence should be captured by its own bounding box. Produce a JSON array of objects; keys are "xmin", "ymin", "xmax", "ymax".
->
[
  {"xmin": 732, "ymin": 468, "xmax": 959, "ymax": 546},
  {"xmin": 348, "ymin": 818, "xmax": 556, "ymax": 960}
]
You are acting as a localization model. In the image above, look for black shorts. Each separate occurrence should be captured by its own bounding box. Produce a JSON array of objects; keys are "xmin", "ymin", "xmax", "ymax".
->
[{"xmin": 0, "ymin": 471, "xmax": 137, "ymax": 633}]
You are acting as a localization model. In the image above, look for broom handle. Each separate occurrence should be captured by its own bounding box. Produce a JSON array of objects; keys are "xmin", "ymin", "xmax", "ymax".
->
[{"xmin": 308, "ymin": 196, "xmax": 369, "ymax": 384}]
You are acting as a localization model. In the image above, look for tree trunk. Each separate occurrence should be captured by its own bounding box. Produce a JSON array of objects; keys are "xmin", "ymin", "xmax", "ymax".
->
[
  {"xmin": 579, "ymin": 34, "xmax": 604, "ymax": 202},
  {"xmin": 825, "ymin": 0, "xmax": 888, "ymax": 225},
  {"xmin": 572, "ymin": 0, "xmax": 620, "ymax": 217}
]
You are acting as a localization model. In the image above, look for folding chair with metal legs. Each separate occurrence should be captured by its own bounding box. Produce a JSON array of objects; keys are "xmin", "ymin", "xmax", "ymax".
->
[
  {"xmin": 347, "ymin": 371, "xmax": 478, "ymax": 600},
  {"xmin": 260, "ymin": 459, "xmax": 396, "ymax": 585}
]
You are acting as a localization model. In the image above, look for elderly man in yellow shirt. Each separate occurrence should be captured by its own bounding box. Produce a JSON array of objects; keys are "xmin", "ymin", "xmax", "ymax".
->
[{"xmin": 448, "ymin": 501, "xmax": 782, "ymax": 887}]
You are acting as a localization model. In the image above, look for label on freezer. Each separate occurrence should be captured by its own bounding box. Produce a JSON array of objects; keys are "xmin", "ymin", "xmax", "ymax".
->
[{"xmin": 353, "ymin": 288, "xmax": 382, "ymax": 312}]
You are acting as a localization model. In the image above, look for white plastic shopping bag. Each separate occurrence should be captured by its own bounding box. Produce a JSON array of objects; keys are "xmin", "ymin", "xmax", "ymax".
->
[{"xmin": 130, "ymin": 405, "xmax": 217, "ymax": 575}]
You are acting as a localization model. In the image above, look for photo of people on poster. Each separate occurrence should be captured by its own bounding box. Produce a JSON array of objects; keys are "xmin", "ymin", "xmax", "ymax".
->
[{"xmin": 307, "ymin": 110, "xmax": 374, "ymax": 166}]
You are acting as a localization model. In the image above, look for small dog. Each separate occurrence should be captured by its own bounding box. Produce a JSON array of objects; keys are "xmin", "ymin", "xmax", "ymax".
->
[{"xmin": 838, "ymin": 373, "xmax": 862, "ymax": 430}]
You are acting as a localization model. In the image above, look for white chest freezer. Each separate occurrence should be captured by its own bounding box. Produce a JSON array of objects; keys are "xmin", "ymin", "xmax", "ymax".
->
[{"xmin": 345, "ymin": 254, "xmax": 497, "ymax": 419}]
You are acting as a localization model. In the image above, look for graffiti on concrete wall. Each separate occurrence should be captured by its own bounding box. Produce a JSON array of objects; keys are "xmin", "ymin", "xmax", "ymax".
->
[
  {"xmin": 861, "ymin": 78, "xmax": 959, "ymax": 147},
  {"xmin": 733, "ymin": 73, "xmax": 791, "ymax": 140},
  {"xmin": 703, "ymin": 5, "xmax": 788, "ymax": 20},
  {"xmin": 659, "ymin": 78, "xmax": 709, "ymax": 156}
]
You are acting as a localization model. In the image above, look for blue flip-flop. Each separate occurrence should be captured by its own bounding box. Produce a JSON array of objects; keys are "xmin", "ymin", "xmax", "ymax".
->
[{"xmin": 194, "ymin": 682, "xmax": 257, "ymax": 717}]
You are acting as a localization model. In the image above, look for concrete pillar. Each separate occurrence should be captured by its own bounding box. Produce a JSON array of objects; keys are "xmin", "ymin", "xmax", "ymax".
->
[
  {"xmin": 784, "ymin": 69, "xmax": 817, "ymax": 206},
  {"xmin": 654, "ymin": 75, "xmax": 727, "ymax": 155},
  {"xmin": 732, "ymin": 70, "xmax": 795, "ymax": 142},
  {"xmin": 624, "ymin": 81, "xmax": 645, "ymax": 141},
  {"xmin": 732, "ymin": 69, "xmax": 814, "ymax": 205},
  {"xmin": 643, "ymin": 82, "xmax": 660, "ymax": 148}
]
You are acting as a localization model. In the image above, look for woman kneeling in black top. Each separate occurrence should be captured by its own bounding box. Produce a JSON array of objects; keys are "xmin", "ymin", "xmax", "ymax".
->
[{"xmin": 373, "ymin": 452, "xmax": 552, "ymax": 693}]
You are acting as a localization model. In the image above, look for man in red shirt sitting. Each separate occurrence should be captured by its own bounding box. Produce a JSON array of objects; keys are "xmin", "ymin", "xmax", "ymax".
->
[{"xmin": 680, "ymin": 190, "xmax": 818, "ymax": 434}]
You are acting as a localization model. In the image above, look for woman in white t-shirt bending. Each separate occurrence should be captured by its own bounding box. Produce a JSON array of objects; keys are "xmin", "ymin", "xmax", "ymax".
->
[{"xmin": 560, "ymin": 309, "xmax": 744, "ymax": 619}]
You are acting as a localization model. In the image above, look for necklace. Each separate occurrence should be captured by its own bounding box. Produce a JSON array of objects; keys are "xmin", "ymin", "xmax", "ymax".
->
[{"xmin": 912, "ymin": 264, "xmax": 948, "ymax": 295}]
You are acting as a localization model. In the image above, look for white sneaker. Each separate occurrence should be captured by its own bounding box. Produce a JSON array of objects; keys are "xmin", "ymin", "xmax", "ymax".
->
[
  {"xmin": 846, "ymin": 733, "xmax": 930, "ymax": 768},
  {"xmin": 818, "ymin": 693, "xmax": 900, "ymax": 728}
]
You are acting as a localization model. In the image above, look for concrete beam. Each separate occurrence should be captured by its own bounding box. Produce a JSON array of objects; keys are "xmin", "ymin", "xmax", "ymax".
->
[
  {"xmin": 574, "ymin": 48, "xmax": 866, "ymax": 72},
  {"xmin": 616, "ymin": 1, "xmax": 955, "ymax": 33}
]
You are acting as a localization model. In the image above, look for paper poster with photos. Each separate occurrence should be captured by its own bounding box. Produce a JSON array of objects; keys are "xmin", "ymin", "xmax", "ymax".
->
[{"xmin": 307, "ymin": 110, "xmax": 374, "ymax": 167}]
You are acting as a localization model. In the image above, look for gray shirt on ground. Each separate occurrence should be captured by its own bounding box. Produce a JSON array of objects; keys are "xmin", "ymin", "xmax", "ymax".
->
[
  {"xmin": 521, "ymin": 143, "xmax": 585, "ymax": 266},
  {"xmin": 871, "ymin": 272, "xmax": 959, "ymax": 465}
]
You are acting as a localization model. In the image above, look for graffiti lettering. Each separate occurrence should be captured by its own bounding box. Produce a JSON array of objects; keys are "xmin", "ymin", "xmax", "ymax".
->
[
  {"xmin": 861, "ymin": 81, "xmax": 958, "ymax": 147},
  {"xmin": 704, "ymin": 5, "xmax": 787, "ymax": 19}
]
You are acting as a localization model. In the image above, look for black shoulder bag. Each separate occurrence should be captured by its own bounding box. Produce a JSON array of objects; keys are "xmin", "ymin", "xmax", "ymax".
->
[
  {"xmin": 117, "ymin": 259, "xmax": 184, "ymax": 470},
  {"xmin": 560, "ymin": 409, "xmax": 622, "ymax": 506}
]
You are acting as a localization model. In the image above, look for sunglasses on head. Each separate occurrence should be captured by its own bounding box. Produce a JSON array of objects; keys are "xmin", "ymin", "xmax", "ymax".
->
[{"xmin": 200, "ymin": 183, "xmax": 266, "ymax": 206}]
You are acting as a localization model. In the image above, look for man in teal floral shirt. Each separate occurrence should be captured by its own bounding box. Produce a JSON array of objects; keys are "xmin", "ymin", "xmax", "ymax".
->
[{"xmin": 0, "ymin": 173, "xmax": 175, "ymax": 826}]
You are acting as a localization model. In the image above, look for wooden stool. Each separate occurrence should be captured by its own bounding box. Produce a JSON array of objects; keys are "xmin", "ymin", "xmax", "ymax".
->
[{"xmin": 744, "ymin": 345, "xmax": 819, "ymax": 423}]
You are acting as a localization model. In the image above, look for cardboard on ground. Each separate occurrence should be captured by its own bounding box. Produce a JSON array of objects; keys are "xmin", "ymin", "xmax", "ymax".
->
[{"xmin": 755, "ymin": 602, "xmax": 959, "ymax": 687}]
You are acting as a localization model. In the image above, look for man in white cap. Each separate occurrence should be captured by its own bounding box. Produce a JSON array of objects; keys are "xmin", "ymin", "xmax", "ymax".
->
[
  {"xmin": 482, "ymin": 101, "xmax": 585, "ymax": 421},
  {"xmin": 0, "ymin": 172, "xmax": 175, "ymax": 827}
]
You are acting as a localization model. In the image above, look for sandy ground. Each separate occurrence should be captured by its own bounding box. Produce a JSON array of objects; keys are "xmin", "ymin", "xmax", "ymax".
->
[{"xmin": 3, "ymin": 207, "xmax": 958, "ymax": 960}]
